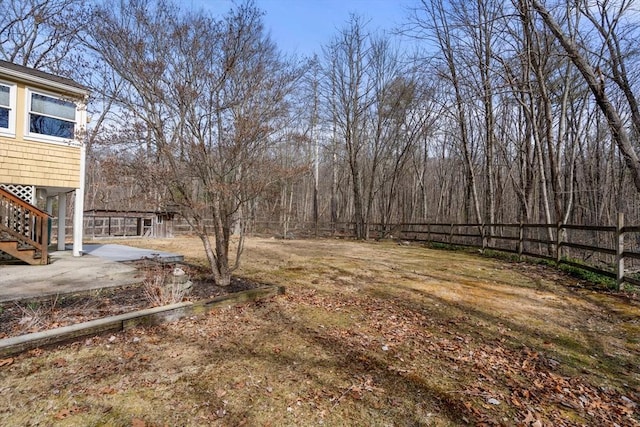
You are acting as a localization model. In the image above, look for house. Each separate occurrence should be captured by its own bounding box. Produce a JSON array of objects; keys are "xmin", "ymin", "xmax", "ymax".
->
[{"xmin": 0, "ymin": 60, "xmax": 89, "ymax": 264}]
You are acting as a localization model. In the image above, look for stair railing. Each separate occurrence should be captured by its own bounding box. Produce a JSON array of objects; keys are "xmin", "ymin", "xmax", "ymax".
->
[{"xmin": 0, "ymin": 187, "xmax": 50, "ymax": 263}]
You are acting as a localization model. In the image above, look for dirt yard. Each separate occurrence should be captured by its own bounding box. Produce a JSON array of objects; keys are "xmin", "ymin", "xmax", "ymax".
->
[{"xmin": 0, "ymin": 237, "xmax": 638, "ymax": 426}]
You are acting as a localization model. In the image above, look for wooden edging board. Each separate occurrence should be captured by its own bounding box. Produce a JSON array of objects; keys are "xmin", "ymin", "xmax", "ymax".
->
[{"xmin": 0, "ymin": 285, "xmax": 285, "ymax": 357}]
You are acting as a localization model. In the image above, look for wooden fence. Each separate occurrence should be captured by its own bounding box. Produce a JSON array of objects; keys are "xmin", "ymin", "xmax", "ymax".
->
[
  {"xmin": 114, "ymin": 214, "xmax": 639, "ymax": 291},
  {"xmin": 391, "ymin": 213, "xmax": 639, "ymax": 291}
]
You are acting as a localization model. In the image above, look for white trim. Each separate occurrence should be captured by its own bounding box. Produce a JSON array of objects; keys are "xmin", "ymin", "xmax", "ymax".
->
[
  {"xmin": 73, "ymin": 144, "xmax": 86, "ymax": 257},
  {"xmin": 24, "ymin": 87, "xmax": 81, "ymax": 145},
  {"xmin": 0, "ymin": 80, "xmax": 16, "ymax": 137},
  {"xmin": 23, "ymin": 134, "xmax": 82, "ymax": 147},
  {"xmin": 76, "ymin": 98, "xmax": 87, "ymax": 144},
  {"xmin": 0, "ymin": 67, "xmax": 88, "ymax": 97}
]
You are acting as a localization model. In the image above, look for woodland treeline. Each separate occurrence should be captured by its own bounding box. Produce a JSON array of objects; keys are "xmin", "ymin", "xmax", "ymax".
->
[{"xmin": 2, "ymin": 0, "xmax": 640, "ymax": 283}]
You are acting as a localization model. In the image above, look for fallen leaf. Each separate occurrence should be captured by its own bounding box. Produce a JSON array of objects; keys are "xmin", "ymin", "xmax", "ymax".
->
[
  {"xmin": 52, "ymin": 358, "xmax": 67, "ymax": 368},
  {"xmin": 28, "ymin": 348, "xmax": 42, "ymax": 356},
  {"xmin": 53, "ymin": 406, "xmax": 82, "ymax": 420},
  {"xmin": 131, "ymin": 418, "xmax": 146, "ymax": 427},
  {"xmin": 0, "ymin": 358, "xmax": 14, "ymax": 367},
  {"xmin": 54, "ymin": 409, "xmax": 71, "ymax": 420},
  {"xmin": 99, "ymin": 387, "xmax": 117, "ymax": 395}
]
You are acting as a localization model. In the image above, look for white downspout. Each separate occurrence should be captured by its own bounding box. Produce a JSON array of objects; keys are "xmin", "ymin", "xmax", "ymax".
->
[
  {"xmin": 73, "ymin": 99, "xmax": 87, "ymax": 257},
  {"xmin": 73, "ymin": 145, "xmax": 85, "ymax": 256}
]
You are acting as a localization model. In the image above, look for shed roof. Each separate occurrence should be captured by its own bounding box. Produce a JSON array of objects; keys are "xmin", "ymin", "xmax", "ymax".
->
[
  {"xmin": 0, "ymin": 60, "xmax": 89, "ymax": 96},
  {"xmin": 85, "ymin": 209, "xmax": 179, "ymax": 217}
]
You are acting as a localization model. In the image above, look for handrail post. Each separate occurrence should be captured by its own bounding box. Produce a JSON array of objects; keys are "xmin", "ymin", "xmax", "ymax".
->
[
  {"xmin": 616, "ymin": 212, "xmax": 625, "ymax": 291},
  {"xmin": 40, "ymin": 216, "xmax": 48, "ymax": 264}
]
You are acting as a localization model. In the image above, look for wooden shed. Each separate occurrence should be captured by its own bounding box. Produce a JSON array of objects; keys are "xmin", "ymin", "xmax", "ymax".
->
[{"xmin": 84, "ymin": 209, "xmax": 176, "ymax": 239}]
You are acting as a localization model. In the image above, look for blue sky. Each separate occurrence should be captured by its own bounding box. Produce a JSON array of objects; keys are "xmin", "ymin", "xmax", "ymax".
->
[{"xmin": 193, "ymin": 0, "xmax": 417, "ymax": 57}]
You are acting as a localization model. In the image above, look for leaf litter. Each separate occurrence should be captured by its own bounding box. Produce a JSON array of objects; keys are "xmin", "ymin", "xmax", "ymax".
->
[{"xmin": 0, "ymin": 236, "xmax": 638, "ymax": 426}]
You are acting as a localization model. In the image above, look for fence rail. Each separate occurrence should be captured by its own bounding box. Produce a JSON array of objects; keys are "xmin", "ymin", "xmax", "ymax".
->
[
  {"xmin": 393, "ymin": 213, "xmax": 636, "ymax": 291},
  {"xmin": 83, "ymin": 213, "xmax": 639, "ymax": 290},
  {"xmin": 232, "ymin": 218, "xmax": 637, "ymax": 290}
]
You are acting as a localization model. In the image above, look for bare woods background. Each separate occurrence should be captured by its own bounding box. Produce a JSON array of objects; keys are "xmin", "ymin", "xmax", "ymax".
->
[{"xmin": 4, "ymin": 0, "xmax": 640, "ymax": 285}]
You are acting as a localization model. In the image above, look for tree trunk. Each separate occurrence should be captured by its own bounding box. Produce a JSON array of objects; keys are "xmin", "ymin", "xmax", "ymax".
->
[{"xmin": 531, "ymin": 0, "xmax": 640, "ymax": 193}]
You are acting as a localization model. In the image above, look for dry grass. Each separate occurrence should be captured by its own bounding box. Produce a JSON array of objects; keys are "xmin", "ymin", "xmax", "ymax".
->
[{"xmin": 0, "ymin": 236, "xmax": 638, "ymax": 426}]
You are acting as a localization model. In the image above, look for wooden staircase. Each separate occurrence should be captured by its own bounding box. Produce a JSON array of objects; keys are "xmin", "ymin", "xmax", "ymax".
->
[{"xmin": 0, "ymin": 187, "xmax": 50, "ymax": 265}]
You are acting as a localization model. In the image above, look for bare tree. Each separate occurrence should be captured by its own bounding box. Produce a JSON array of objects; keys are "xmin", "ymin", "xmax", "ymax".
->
[
  {"xmin": 407, "ymin": 0, "xmax": 484, "ymax": 224},
  {"xmin": 530, "ymin": 0, "xmax": 640, "ymax": 193},
  {"xmin": 322, "ymin": 15, "xmax": 374, "ymax": 239},
  {"xmin": 0, "ymin": 0, "xmax": 89, "ymax": 74},
  {"xmin": 80, "ymin": 0, "xmax": 640, "ymax": 243},
  {"xmin": 88, "ymin": 0, "xmax": 301, "ymax": 285}
]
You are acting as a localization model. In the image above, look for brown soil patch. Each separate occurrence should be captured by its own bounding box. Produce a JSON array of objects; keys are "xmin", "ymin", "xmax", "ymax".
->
[{"xmin": 0, "ymin": 259, "xmax": 257, "ymax": 339}]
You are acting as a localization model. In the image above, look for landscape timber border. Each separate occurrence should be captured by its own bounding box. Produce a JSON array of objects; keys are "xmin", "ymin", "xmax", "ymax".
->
[{"xmin": 0, "ymin": 285, "xmax": 285, "ymax": 358}]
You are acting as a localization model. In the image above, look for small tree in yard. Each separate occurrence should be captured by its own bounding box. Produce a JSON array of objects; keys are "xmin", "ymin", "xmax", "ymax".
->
[{"xmin": 88, "ymin": 0, "xmax": 302, "ymax": 286}]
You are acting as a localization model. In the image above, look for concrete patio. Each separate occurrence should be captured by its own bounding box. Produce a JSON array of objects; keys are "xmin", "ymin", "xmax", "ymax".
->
[{"xmin": 0, "ymin": 244, "xmax": 183, "ymax": 302}]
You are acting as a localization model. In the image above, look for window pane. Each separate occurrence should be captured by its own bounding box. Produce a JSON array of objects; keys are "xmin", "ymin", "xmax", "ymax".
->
[
  {"xmin": 0, "ymin": 86, "xmax": 9, "ymax": 107},
  {"xmin": 0, "ymin": 107, "xmax": 8, "ymax": 128},
  {"xmin": 31, "ymin": 93, "xmax": 76, "ymax": 120},
  {"xmin": 29, "ymin": 114, "xmax": 74, "ymax": 139}
]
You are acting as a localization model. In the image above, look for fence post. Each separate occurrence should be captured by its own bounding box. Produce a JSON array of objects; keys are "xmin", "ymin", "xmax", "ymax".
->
[
  {"xmin": 427, "ymin": 223, "xmax": 431, "ymax": 243},
  {"xmin": 616, "ymin": 212, "xmax": 625, "ymax": 291},
  {"xmin": 449, "ymin": 223, "xmax": 454, "ymax": 244},
  {"xmin": 481, "ymin": 224, "xmax": 486, "ymax": 252},
  {"xmin": 556, "ymin": 222, "xmax": 563, "ymax": 265},
  {"xmin": 518, "ymin": 222, "xmax": 523, "ymax": 259}
]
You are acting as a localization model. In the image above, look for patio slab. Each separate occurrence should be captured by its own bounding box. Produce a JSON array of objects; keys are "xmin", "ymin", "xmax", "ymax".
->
[
  {"xmin": 0, "ymin": 244, "xmax": 184, "ymax": 303},
  {"xmin": 79, "ymin": 244, "xmax": 184, "ymax": 263}
]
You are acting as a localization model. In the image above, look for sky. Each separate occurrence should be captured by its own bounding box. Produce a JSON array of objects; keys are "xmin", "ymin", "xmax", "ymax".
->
[{"xmin": 193, "ymin": 0, "xmax": 417, "ymax": 57}]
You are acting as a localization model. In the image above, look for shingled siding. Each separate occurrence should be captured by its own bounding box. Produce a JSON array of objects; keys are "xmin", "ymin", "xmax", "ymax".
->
[{"xmin": 0, "ymin": 136, "xmax": 81, "ymax": 188}]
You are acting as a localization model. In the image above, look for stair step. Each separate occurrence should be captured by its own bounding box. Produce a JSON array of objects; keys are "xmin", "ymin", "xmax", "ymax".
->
[
  {"xmin": 0, "ymin": 188, "xmax": 50, "ymax": 265},
  {"xmin": 0, "ymin": 241, "xmax": 43, "ymax": 265}
]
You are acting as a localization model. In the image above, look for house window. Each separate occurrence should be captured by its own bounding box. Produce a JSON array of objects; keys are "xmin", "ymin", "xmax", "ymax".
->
[
  {"xmin": 0, "ymin": 82, "xmax": 16, "ymax": 136},
  {"xmin": 27, "ymin": 90, "xmax": 77, "ymax": 140}
]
